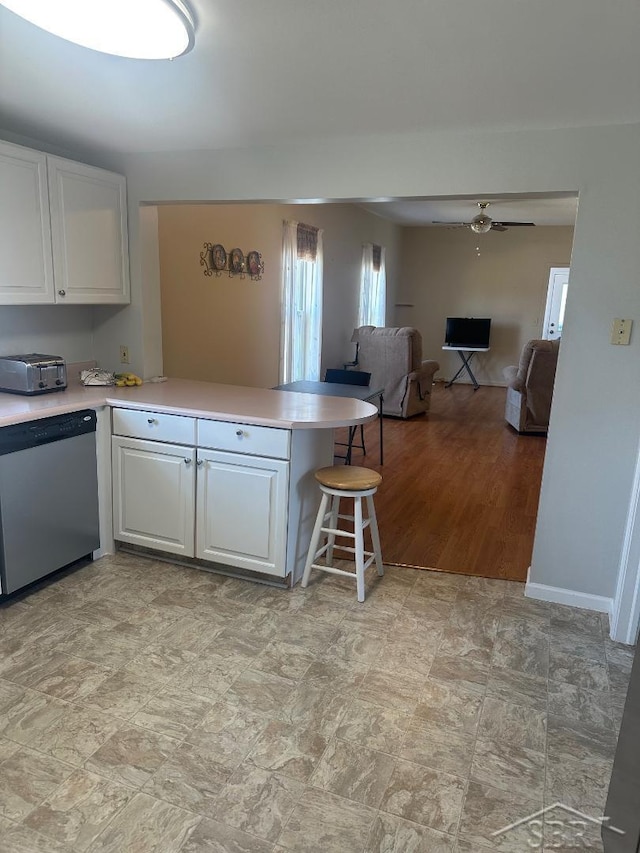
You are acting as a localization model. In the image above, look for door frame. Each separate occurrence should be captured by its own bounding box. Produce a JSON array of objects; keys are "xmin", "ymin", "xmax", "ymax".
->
[{"xmin": 611, "ymin": 436, "xmax": 640, "ymax": 644}]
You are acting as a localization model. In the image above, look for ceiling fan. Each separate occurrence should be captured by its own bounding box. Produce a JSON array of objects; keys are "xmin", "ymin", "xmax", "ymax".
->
[{"xmin": 432, "ymin": 202, "xmax": 535, "ymax": 233}]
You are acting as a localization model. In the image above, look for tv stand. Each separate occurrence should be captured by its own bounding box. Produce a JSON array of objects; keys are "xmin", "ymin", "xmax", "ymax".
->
[{"xmin": 442, "ymin": 346, "xmax": 490, "ymax": 390}]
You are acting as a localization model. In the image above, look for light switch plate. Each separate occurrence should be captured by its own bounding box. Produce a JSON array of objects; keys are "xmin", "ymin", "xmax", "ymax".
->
[{"xmin": 611, "ymin": 318, "xmax": 633, "ymax": 346}]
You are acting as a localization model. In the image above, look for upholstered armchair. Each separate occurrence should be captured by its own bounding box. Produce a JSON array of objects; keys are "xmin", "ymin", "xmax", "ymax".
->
[
  {"xmin": 351, "ymin": 326, "xmax": 440, "ymax": 418},
  {"xmin": 503, "ymin": 338, "xmax": 560, "ymax": 434}
]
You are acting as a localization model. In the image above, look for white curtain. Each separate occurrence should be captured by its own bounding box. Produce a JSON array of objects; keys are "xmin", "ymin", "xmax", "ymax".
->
[
  {"xmin": 279, "ymin": 221, "xmax": 324, "ymax": 383},
  {"xmin": 280, "ymin": 220, "xmax": 298, "ymax": 384},
  {"xmin": 358, "ymin": 243, "xmax": 386, "ymax": 327}
]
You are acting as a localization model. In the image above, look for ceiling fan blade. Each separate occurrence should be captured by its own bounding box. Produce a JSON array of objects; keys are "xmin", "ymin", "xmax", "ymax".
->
[
  {"xmin": 491, "ymin": 223, "xmax": 507, "ymax": 232},
  {"xmin": 493, "ymin": 221, "xmax": 536, "ymax": 227},
  {"xmin": 431, "ymin": 221, "xmax": 469, "ymax": 227}
]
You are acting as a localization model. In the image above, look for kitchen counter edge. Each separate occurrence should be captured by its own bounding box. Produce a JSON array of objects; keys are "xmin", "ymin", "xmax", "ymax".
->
[{"xmin": 0, "ymin": 378, "xmax": 378, "ymax": 430}]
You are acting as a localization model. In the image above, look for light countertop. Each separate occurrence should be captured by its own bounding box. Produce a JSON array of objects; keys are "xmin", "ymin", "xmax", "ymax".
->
[{"xmin": 0, "ymin": 378, "xmax": 378, "ymax": 429}]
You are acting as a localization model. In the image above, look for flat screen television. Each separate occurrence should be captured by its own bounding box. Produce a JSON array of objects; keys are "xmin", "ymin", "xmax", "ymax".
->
[{"xmin": 445, "ymin": 317, "xmax": 491, "ymax": 349}]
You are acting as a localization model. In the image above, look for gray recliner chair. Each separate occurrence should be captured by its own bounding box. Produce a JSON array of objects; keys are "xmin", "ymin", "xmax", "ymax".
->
[
  {"xmin": 503, "ymin": 338, "xmax": 560, "ymax": 434},
  {"xmin": 351, "ymin": 326, "xmax": 439, "ymax": 418}
]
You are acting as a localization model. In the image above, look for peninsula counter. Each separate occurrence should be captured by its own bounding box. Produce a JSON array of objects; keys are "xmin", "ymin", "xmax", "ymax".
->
[{"xmin": 0, "ymin": 378, "xmax": 377, "ymax": 587}]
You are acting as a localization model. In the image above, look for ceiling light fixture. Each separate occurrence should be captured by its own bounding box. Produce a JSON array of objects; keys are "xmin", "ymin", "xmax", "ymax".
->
[
  {"xmin": 470, "ymin": 202, "xmax": 493, "ymax": 234},
  {"xmin": 0, "ymin": 0, "xmax": 195, "ymax": 59}
]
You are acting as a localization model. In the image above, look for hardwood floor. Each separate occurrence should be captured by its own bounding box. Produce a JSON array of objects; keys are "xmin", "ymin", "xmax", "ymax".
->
[{"xmin": 337, "ymin": 382, "xmax": 547, "ymax": 581}]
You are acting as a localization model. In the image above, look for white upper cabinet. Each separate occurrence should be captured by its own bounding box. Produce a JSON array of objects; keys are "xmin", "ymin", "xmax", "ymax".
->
[
  {"xmin": 0, "ymin": 141, "xmax": 55, "ymax": 304},
  {"xmin": 48, "ymin": 156, "xmax": 130, "ymax": 304},
  {"xmin": 0, "ymin": 140, "xmax": 130, "ymax": 305}
]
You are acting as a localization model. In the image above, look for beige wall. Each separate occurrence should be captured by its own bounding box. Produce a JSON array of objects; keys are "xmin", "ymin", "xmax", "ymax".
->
[
  {"xmin": 396, "ymin": 226, "xmax": 574, "ymax": 385},
  {"xmin": 157, "ymin": 203, "xmax": 400, "ymax": 387}
]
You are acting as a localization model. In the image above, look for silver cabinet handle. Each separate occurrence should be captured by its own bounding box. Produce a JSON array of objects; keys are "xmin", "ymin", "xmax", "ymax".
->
[
  {"xmin": 184, "ymin": 458, "xmax": 192, "ymax": 465},
  {"xmin": 147, "ymin": 418, "xmax": 156, "ymax": 425},
  {"xmin": 236, "ymin": 429, "xmax": 243, "ymax": 436},
  {"xmin": 58, "ymin": 289, "xmax": 66, "ymax": 296},
  {"xmin": 196, "ymin": 459, "xmax": 204, "ymax": 467}
]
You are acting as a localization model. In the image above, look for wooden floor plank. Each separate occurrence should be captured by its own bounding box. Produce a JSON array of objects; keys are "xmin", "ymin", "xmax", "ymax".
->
[{"xmin": 335, "ymin": 382, "xmax": 547, "ymax": 581}]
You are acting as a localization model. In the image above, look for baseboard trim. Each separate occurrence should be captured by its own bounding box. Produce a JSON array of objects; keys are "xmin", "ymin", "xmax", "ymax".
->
[
  {"xmin": 93, "ymin": 547, "xmax": 113, "ymax": 560},
  {"xmin": 525, "ymin": 580, "xmax": 613, "ymax": 615}
]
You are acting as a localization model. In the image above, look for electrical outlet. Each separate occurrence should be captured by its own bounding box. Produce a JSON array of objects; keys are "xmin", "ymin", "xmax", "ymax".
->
[{"xmin": 119, "ymin": 345, "xmax": 130, "ymax": 364}]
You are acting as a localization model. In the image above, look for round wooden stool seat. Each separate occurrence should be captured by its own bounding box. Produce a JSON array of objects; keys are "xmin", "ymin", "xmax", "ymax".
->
[{"xmin": 314, "ymin": 465, "xmax": 382, "ymax": 491}]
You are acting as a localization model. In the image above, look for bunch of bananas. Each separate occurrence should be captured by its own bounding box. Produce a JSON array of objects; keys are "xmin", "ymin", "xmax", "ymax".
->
[{"xmin": 115, "ymin": 372, "xmax": 143, "ymax": 387}]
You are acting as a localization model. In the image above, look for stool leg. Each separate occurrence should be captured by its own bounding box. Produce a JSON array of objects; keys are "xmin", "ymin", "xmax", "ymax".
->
[
  {"xmin": 325, "ymin": 495, "xmax": 340, "ymax": 567},
  {"xmin": 366, "ymin": 494, "xmax": 384, "ymax": 577},
  {"xmin": 302, "ymin": 491, "xmax": 329, "ymax": 589},
  {"xmin": 354, "ymin": 495, "xmax": 365, "ymax": 602},
  {"xmin": 345, "ymin": 426, "xmax": 356, "ymax": 465}
]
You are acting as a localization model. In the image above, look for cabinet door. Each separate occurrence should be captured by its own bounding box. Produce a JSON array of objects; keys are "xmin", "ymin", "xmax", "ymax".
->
[
  {"xmin": 112, "ymin": 436, "xmax": 195, "ymax": 556},
  {"xmin": 0, "ymin": 141, "xmax": 55, "ymax": 304},
  {"xmin": 196, "ymin": 449, "xmax": 289, "ymax": 576},
  {"xmin": 48, "ymin": 156, "xmax": 130, "ymax": 304}
]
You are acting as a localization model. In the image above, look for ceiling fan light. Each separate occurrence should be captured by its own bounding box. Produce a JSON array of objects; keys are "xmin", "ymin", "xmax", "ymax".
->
[
  {"xmin": 0, "ymin": 0, "xmax": 195, "ymax": 59},
  {"xmin": 470, "ymin": 214, "xmax": 492, "ymax": 234}
]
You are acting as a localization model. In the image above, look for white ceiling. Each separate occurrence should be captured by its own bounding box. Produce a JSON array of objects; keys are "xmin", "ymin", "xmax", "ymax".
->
[{"xmin": 1, "ymin": 1, "xmax": 639, "ymax": 156}]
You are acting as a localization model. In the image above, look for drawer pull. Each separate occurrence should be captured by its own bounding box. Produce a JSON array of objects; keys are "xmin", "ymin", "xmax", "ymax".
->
[
  {"xmin": 58, "ymin": 289, "xmax": 66, "ymax": 297},
  {"xmin": 147, "ymin": 418, "xmax": 157, "ymax": 425},
  {"xmin": 196, "ymin": 459, "xmax": 204, "ymax": 467},
  {"xmin": 236, "ymin": 429, "xmax": 244, "ymax": 437},
  {"xmin": 184, "ymin": 458, "xmax": 192, "ymax": 465}
]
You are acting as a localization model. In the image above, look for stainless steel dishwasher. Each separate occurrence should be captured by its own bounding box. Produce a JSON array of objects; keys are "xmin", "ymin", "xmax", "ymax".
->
[{"xmin": 0, "ymin": 409, "xmax": 100, "ymax": 595}]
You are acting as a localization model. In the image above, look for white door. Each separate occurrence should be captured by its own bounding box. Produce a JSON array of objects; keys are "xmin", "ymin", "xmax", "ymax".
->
[
  {"xmin": 0, "ymin": 141, "xmax": 55, "ymax": 304},
  {"xmin": 196, "ymin": 449, "xmax": 289, "ymax": 576},
  {"xmin": 112, "ymin": 437, "xmax": 195, "ymax": 556},
  {"xmin": 542, "ymin": 267, "xmax": 569, "ymax": 340},
  {"xmin": 48, "ymin": 156, "xmax": 130, "ymax": 304}
]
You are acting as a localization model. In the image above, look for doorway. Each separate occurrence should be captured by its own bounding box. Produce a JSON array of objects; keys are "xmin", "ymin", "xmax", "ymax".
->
[
  {"xmin": 543, "ymin": 267, "xmax": 569, "ymax": 340},
  {"xmin": 149, "ymin": 198, "xmax": 576, "ymax": 583}
]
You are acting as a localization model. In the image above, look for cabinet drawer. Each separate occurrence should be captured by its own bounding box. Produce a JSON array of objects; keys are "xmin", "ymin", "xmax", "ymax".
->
[
  {"xmin": 113, "ymin": 408, "xmax": 196, "ymax": 445},
  {"xmin": 197, "ymin": 419, "xmax": 290, "ymax": 460}
]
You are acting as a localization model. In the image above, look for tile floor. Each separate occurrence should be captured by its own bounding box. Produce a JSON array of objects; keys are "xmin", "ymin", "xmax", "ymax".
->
[{"xmin": 0, "ymin": 552, "xmax": 634, "ymax": 853}]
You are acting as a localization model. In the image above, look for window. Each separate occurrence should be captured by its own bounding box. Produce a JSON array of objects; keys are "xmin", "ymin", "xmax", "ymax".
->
[
  {"xmin": 358, "ymin": 243, "xmax": 386, "ymax": 327},
  {"xmin": 280, "ymin": 220, "xmax": 324, "ymax": 383}
]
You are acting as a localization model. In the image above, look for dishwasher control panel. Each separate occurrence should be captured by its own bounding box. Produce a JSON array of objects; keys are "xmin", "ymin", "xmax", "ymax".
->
[{"xmin": 0, "ymin": 410, "xmax": 97, "ymax": 456}]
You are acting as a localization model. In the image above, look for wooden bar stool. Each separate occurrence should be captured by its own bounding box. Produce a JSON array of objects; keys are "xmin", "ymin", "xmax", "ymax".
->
[{"xmin": 301, "ymin": 465, "xmax": 384, "ymax": 602}]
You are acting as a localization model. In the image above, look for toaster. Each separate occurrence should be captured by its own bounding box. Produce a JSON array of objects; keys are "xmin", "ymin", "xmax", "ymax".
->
[{"xmin": 0, "ymin": 354, "xmax": 67, "ymax": 395}]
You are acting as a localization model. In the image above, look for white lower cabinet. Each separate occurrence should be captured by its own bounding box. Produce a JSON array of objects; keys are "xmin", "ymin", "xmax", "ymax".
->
[
  {"xmin": 112, "ymin": 437, "xmax": 196, "ymax": 557},
  {"xmin": 196, "ymin": 450, "xmax": 288, "ymax": 576},
  {"xmin": 111, "ymin": 411, "xmax": 294, "ymax": 577}
]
